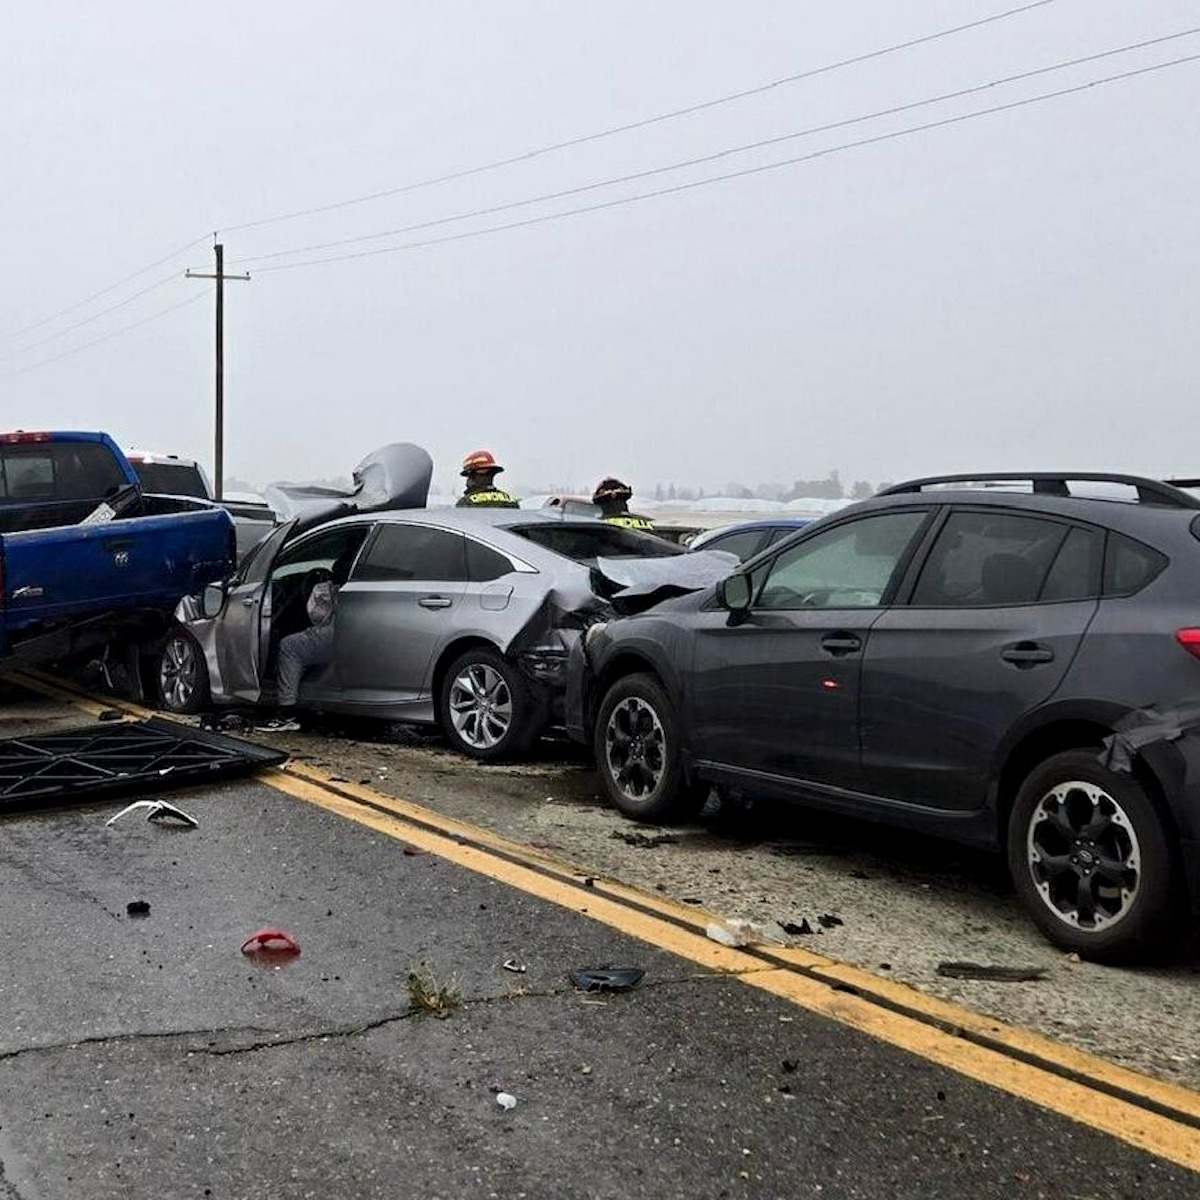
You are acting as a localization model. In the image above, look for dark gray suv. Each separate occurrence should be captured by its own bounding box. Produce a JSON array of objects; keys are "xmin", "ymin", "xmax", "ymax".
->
[{"xmin": 567, "ymin": 473, "xmax": 1200, "ymax": 962}]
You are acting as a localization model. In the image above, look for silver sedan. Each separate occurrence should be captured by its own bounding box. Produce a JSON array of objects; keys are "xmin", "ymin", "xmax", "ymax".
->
[{"xmin": 155, "ymin": 506, "xmax": 731, "ymax": 761}]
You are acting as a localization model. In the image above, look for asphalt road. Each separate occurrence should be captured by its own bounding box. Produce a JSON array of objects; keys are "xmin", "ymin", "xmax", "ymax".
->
[{"xmin": 0, "ymin": 703, "xmax": 1196, "ymax": 1197}]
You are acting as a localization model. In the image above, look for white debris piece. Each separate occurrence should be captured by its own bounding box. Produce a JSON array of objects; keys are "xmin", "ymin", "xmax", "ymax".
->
[
  {"xmin": 106, "ymin": 800, "xmax": 199, "ymax": 829},
  {"xmin": 705, "ymin": 918, "xmax": 784, "ymax": 948},
  {"xmin": 496, "ymin": 1092, "xmax": 518, "ymax": 1111}
]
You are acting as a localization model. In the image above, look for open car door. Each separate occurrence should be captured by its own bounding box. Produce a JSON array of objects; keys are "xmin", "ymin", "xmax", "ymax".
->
[{"xmin": 215, "ymin": 519, "xmax": 297, "ymax": 702}]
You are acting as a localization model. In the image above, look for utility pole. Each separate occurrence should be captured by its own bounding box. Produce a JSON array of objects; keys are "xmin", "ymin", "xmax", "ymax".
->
[{"xmin": 186, "ymin": 242, "xmax": 250, "ymax": 499}]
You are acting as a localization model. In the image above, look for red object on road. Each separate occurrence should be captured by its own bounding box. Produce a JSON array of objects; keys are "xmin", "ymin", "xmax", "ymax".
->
[{"xmin": 241, "ymin": 928, "xmax": 301, "ymax": 955}]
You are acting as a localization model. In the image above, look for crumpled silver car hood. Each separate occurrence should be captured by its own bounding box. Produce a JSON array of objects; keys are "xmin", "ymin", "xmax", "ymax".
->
[
  {"xmin": 591, "ymin": 550, "xmax": 737, "ymax": 596},
  {"xmin": 264, "ymin": 443, "xmax": 433, "ymax": 528}
]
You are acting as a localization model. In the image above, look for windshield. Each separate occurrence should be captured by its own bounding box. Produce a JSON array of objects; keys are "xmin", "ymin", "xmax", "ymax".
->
[
  {"xmin": 132, "ymin": 461, "xmax": 209, "ymax": 499},
  {"xmin": 510, "ymin": 522, "xmax": 683, "ymax": 562}
]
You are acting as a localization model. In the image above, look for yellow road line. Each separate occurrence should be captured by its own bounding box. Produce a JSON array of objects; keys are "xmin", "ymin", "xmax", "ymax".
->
[
  {"xmin": 8, "ymin": 667, "xmax": 1200, "ymax": 1172},
  {"xmin": 265, "ymin": 766, "xmax": 1200, "ymax": 1173}
]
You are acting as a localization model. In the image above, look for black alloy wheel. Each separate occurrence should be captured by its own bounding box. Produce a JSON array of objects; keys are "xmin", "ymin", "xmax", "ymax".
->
[
  {"xmin": 1007, "ymin": 750, "xmax": 1177, "ymax": 963},
  {"xmin": 594, "ymin": 672, "xmax": 706, "ymax": 823}
]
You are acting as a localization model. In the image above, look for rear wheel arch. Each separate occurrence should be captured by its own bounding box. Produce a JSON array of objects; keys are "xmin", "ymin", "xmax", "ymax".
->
[
  {"xmin": 998, "ymin": 721, "xmax": 1115, "ymax": 837},
  {"xmin": 997, "ymin": 720, "xmax": 1180, "ymax": 848},
  {"xmin": 431, "ymin": 636, "xmax": 500, "ymax": 710}
]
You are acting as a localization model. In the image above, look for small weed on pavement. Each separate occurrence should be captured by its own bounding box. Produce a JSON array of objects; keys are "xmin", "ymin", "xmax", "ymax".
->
[{"xmin": 406, "ymin": 964, "xmax": 462, "ymax": 1018}]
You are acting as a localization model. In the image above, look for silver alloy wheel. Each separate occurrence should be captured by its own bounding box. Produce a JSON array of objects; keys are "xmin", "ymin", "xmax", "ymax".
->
[
  {"xmin": 160, "ymin": 634, "xmax": 199, "ymax": 711},
  {"xmin": 1026, "ymin": 779, "xmax": 1141, "ymax": 932},
  {"xmin": 448, "ymin": 662, "xmax": 514, "ymax": 750},
  {"xmin": 604, "ymin": 696, "xmax": 667, "ymax": 803}
]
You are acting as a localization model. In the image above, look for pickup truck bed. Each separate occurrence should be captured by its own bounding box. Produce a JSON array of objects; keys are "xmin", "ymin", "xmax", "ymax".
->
[{"xmin": 0, "ymin": 432, "xmax": 235, "ymax": 666}]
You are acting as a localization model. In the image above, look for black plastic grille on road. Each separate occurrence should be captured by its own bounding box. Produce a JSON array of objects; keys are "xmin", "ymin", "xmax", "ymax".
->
[{"xmin": 0, "ymin": 718, "xmax": 286, "ymax": 809}]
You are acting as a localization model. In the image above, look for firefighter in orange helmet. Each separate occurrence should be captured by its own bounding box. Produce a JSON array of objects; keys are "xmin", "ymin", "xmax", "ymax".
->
[
  {"xmin": 592, "ymin": 477, "xmax": 654, "ymax": 530},
  {"xmin": 456, "ymin": 449, "xmax": 519, "ymax": 509}
]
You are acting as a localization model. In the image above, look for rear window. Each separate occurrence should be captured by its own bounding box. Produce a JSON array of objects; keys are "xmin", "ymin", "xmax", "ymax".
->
[
  {"xmin": 1104, "ymin": 533, "xmax": 1167, "ymax": 596},
  {"xmin": 510, "ymin": 522, "xmax": 682, "ymax": 562},
  {"xmin": 131, "ymin": 461, "xmax": 209, "ymax": 498},
  {"xmin": 0, "ymin": 442, "xmax": 127, "ymax": 502}
]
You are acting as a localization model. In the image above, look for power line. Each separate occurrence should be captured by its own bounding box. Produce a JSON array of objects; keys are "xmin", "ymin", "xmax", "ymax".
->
[
  {"xmin": 219, "ymin": 0, "xmax": 1059, "ymax": 236},
  {"xmin": 236, "ymin": 28, "xmax": 1199, "ymax": 269},
  {"xmin": 0, "ymin": 272, "xmax": 182, "ymax": 365},
  {"xmin": 0, "ymin": 233, "xmax": 211, "ymax": 346},
  {"xmin": 0, "ymin": 288, "xmax": 211, "ymax": 383},
  {"xmin": 254, "ymin": 52, "xmax": 1200, "ymax": 276}
]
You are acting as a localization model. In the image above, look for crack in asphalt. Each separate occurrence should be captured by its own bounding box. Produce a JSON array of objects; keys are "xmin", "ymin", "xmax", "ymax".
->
[
  {"xmin": 203, "ymin": 969, "xmax": 756, "ymax": 1058},
  {"xmin": 0, "ymin": 970, "xmax": 754, "ymax": 1068},
  {"xmin": 0, "ymin": 1023, "xmax": 280, "ymax": 1064}
]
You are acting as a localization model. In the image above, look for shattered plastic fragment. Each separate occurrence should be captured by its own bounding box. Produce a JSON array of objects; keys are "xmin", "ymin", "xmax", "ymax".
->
[
  {"xmin": 106, "ymin": 800, "xmax": 199, "ymax": 829},
  {"xmin": 706, "ymin": 922, "xmax": 748, "ymax": 947},
  {"xmin": 707, "ymin": 918, "xmax": 786, "ymax": 947},
  {"xmin": 241, "ymin": 929, "xmax": 301, "ymax": 956},
  {"xmin": 502, "ymin": 959, "xmax": 527, "ymax": 974}
]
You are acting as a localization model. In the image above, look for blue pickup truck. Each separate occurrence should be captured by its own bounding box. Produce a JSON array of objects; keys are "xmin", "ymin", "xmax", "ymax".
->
[{"xmin": 0, "ymin": 431, "xmax": 235, "ymax": 670}]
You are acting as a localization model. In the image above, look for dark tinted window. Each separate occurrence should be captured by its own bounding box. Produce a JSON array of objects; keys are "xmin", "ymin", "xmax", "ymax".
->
[
  {"xmin": 132, "ymin": 461, "xmax": 209, "ymax": 498},
  {"xmin": 512, "ymin": 522, "xmax": 681, "ymax": 562},
  {"xmin": 1041, "ymin": 527, "xmax": 1103, "ymax": 601},
  {"xmin": 754, "ymin": 510, "xmax": 925, "ymax": 610},
  {"xmin": 466, "ymin": 538, "xmax": 514, "ymax": 582},
  {"xmin": 356, "ymin": 524, "xmax": 467, "ymax": 582},
  {"xmin": 0, "ymin": 442, "xmax": 127, "ymax": 502},
  {"xmin": 911, "ymin": 512, "xmax": 1068, "ymax": 607},
  {"xmin": 1104, "ymin": 533, "xmax": 1167, "ymax": 596},
  {"xmin": 701, "ymin": 529, "xmax": 767, "ymax": 562}
]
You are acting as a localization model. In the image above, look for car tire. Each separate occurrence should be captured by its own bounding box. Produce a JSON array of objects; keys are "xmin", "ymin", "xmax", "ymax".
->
[
  {"xmin": 438, "ymin": 648, "xmax": 539, "ymax": 762},
  {"xmin": 594, "ymin": 672, "xmax": 706, "ymax": 824},
  {"xmin": 156, "ymin": 628, "xmax": 211, "ymax": 714},
  {"xmin": 1007, "ymin": 750, "xmax": 1177, "ymax": 964}
]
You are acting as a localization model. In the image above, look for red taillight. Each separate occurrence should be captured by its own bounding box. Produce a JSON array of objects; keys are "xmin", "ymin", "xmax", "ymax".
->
[
  {"xmin": 1175, "ymin": 629, "xmax": 1200, "ymax": 659},
  {"xmin": 0, "ymin": 431, "xmax": 51, "ymax": 444}
]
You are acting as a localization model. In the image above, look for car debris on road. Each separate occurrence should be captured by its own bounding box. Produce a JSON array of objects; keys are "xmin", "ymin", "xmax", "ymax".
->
[
  {"xmin": 936, "ymin": 962, "xmax": 1049, "ymax": 982},
  {"xmin": 568, "ymin": 967, "xmax": 645, "ymax": 993},
  {"xmin": 106, "ymin": 799, "xmax": 199, "ymax": 828}
]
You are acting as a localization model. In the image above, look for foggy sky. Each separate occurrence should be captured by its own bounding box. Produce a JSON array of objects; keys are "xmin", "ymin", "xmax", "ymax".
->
[{"xmin": 3, "ymin": 1, "xmax": 1199, "ymax": 496}]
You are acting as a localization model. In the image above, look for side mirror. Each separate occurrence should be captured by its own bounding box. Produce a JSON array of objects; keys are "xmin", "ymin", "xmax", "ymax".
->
[
  {"xmin": 201, "ymin": 583, "xmax": 226, "ymax": 619},
  {"xmin": 717, "ymin": 573, "xmax": 752, "ymax": 614}
]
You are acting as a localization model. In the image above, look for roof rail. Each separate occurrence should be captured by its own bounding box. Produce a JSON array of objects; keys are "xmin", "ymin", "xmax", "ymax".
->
[{"xmin": 877, "ymin": 473, "xmax": 1200, "ymax": 510}]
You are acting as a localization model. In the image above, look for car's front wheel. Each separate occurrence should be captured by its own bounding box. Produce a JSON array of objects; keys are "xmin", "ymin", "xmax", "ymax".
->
[
  {"xmin": 594, "ymin": 673, "xmax": 706, "ymax": 823},
  {"xmin": 438, "ymin": 648, "xmax": 539, "ymax": 762},
  {"xmin": 1007, "ymin": 750, "xmax": 1177, "ymax": 963},
  {"xmin": 156, "ymin": 628, "xmax": 210, "ymax": 714}
]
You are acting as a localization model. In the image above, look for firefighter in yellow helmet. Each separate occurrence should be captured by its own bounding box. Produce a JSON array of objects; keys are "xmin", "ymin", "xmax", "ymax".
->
[
  {"xmin": 593, "ymin": 477, "xmax": 654, "ymax": 530},
  {"xmin": 456, "ymin": 449, "xmax": 519, "ymax": 508}
]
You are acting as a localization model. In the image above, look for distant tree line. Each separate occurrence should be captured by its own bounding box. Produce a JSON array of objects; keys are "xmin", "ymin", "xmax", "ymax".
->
[{"xmin": 649, "ymin": 471, "xmax": 892, "ymax": 502}]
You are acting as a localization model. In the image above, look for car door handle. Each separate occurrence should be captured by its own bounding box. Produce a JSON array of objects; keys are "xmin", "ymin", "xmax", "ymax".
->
[
  {"xmin": 418, "ymin": 595, "xmax": 453, "ymax": 610},
  {"xmin": 242, "ymin": 596, "xmax": 256, "ymax": 606},
  {"xmin": 820, "ymin": 632, "xmax": 862, "ymax": 656},
  {"xmin": 1001, "ymin": 642, "xmax": 1054, "ymax": 667},
  {"xmin": 11, "ymin": 585, "xmax": 44, "ymax": 599}
]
